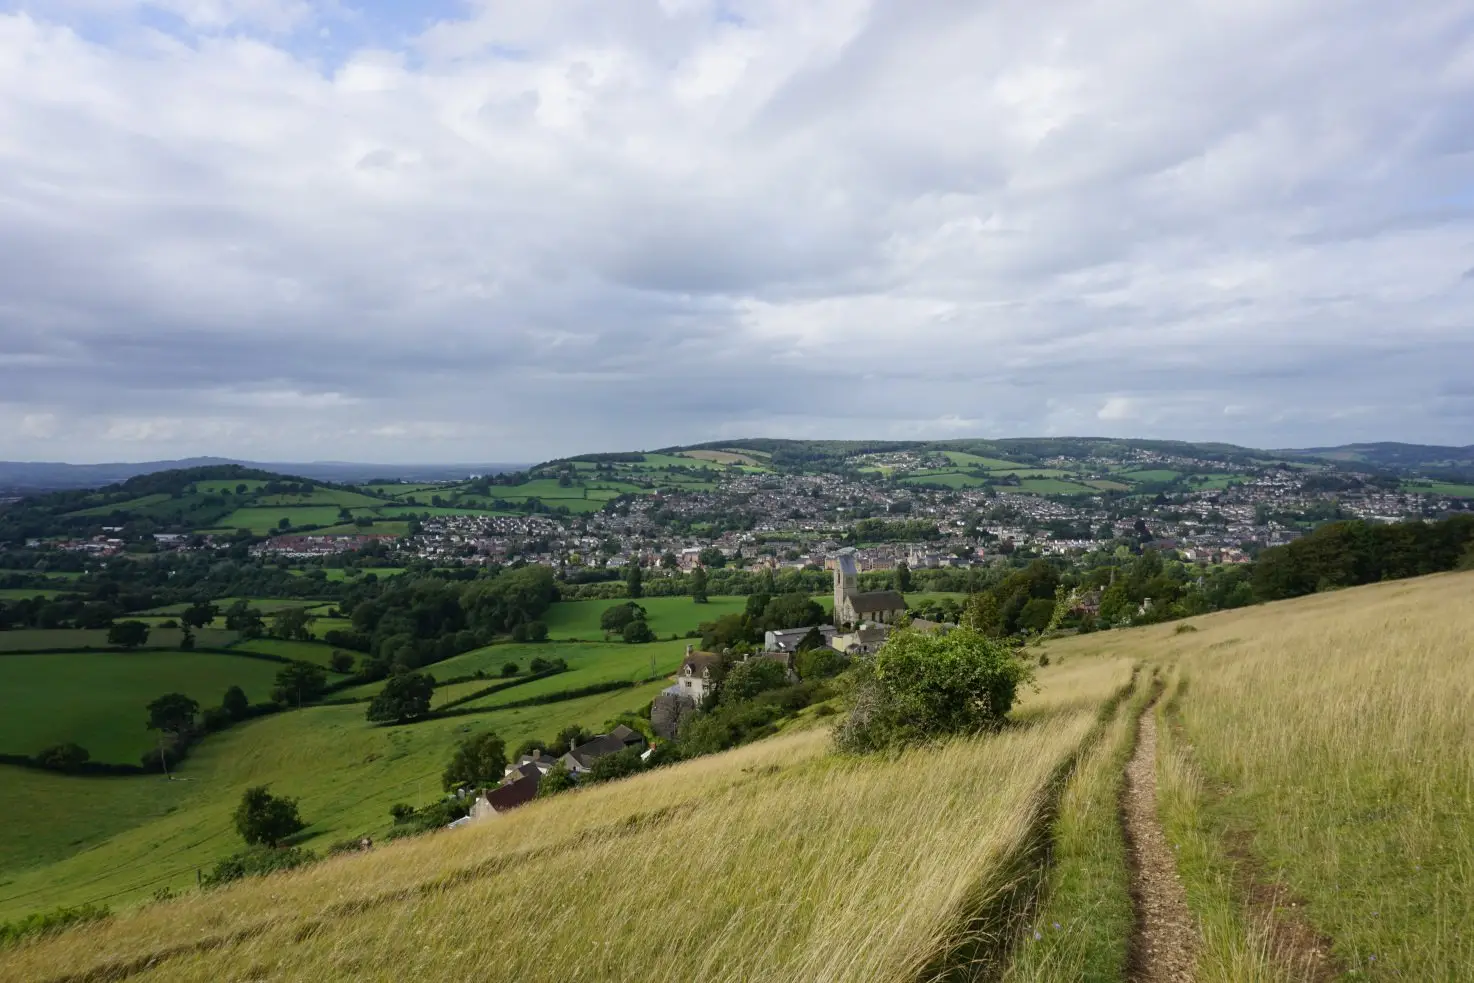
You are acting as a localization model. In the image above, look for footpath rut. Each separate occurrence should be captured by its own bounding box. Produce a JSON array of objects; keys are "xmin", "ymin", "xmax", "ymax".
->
[{"xmin": 1124, "ymin": 707, "xmax": 1197, "ymax": 983}]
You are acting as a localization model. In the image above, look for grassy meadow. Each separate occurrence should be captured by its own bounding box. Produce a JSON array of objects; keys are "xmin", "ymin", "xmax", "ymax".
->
[
  {"xmin": 0, "ymin": 666, "xmax": 1124, "ymax": 983},
  {"xmin": 1044, "ymin": 569, "xmax": 1474, "ymax": 981},
  {"xmin": 0, "ymin": 651, "xmax": 283, "ymax": 762},
  {"xmin": 540, "ymin": 594, "xmax": 747, "ymax": 639}
]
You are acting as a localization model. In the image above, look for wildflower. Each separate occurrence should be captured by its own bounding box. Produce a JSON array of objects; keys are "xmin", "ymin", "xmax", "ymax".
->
[{"xmin": 1033, "ymin": 931, "xmax": 1042, "ymax": 941}]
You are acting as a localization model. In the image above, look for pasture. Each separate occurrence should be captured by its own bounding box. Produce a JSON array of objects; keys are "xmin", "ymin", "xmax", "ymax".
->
[
  {"xmin": 541, "ymin": 594, "xmax": 747, "ymax": 639},
  {"xmin": 231, "ymin": 638, "xmax": 348, "ymax": 669},
  {"xmin": 0, "ymin": 680, "xmax": 680, "ymax": 920},
  {"xmin": 0, "ymin": 627, "xmax": 237, "ymax": 652},
  {"xmin": 0, "ymin": 650, "xmax": 283, "ymax": 762}
]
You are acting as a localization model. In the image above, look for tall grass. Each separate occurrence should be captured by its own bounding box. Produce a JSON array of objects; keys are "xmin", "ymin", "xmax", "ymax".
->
[
  {"xmin": 0, "ymin": 661, "xmax": 1131, "ymax": 983},
  {"xmin": 1049, "ymin": 570, "xmax": 1474, "ymax": 980}
]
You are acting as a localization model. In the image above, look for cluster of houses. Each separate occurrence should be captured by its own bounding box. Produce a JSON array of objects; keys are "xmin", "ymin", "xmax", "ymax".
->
[{"xmin": 459, "ymin": 724, "xmax": 650, "ymax": 823}]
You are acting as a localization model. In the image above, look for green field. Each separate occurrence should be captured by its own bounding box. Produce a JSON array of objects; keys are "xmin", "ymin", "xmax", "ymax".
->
[
  {"xmin": 0, "ymin": 680, "xmax": 671, "ymax": 918},
  {"xmin": 0, "ymin": 627, "xmax": 238, "ymax": 652},
  {"xmin": 1086, "ymin": 479, "xmax": 1132, "ymax": 491},
  {"xmin": 1115, "ymin": 469, "xmax": 1182, "ymax": 483},
  {"xmin": 209, "ymin": 506, "xmax": 367, "ymax": 534},
  {"xmin": 64, "ymin": 493, "xmax": 173, "ymax": 517},
  {"xmin": 940, "ymin": 451, "xmax": 1029, "ymax": 469},
  {"xmin": 900, "ymin": 471, "xmax": 988, "ymax": 489},
  {"xmin": 0, "ymin": 650, "xmax": 284, "ymax": 762},
  {"xmin": 141, "ymin": 597, "xmax": 327, "ymax": 616},
  {"xmin": 1402, "ymin": 480, "xmax": 1474, "ymax": 497},
  {"xmin": 0, "ymin": 588, "xmax": 64, "ymax": 600},
  {"xmin": 541, "ymin": 595, "xmax": 748, "ymax": 639},
  {"xmin": 232, "ymin": 638, "xmax": 350, "ymax": 669},
  {"xmin": 310, "ymin": 521, "xmax": 413, "ymax": 536}
]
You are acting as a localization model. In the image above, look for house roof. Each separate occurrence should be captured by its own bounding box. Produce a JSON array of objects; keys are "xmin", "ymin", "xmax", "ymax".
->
[
  {"xmin": 681, "ymin": 651, "xmax": 722, "ymax": 676},
  {"xmin": 565, "ymin": 733, "xmax": 628, "ymax": 768},
  {"xmin": 607, "ymin": 724, "xmax": 645, "ymax": 747},
  {"xmin": 483, "ymin": 773, "xmax": 539, "ymax": 812},
  {"xmin": 848, "ymin": 590, "xmax": 906, "ymax": 614}
]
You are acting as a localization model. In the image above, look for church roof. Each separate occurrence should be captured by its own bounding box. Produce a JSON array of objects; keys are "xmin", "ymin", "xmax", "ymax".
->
[
  {"xmin": 835, "ymin": 550, "xmax": 859, "ymax": 578},
  {"xmin": 849, "ymin": 590, "xmax": 906, "ymax": 614}
]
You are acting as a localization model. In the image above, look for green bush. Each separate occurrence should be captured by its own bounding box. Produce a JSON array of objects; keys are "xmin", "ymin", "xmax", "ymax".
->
[
  {"xmin": 201, "ymin": 846, "xmax": 316, "ymax": 888},
  {"xmin": 0, "ymin": 904, "xmax": 110, "ymax": 948},
  {"xmin": 835, "ymin": 626, "xmax": 1035, "ymax": 754}
]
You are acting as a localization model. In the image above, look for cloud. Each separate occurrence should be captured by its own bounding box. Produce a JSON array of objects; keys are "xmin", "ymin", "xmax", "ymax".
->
[{"xmin": 0, "ymin": 0, "xmax": 1473, "ymax": 463}]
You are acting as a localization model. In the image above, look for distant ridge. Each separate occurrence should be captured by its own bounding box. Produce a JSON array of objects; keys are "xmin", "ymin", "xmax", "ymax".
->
[{"xmin": 0, "ymin": 458, "xmax": 526, "ymax": 492}]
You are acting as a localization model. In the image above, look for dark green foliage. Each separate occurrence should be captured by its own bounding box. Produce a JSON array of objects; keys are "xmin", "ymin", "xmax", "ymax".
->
[
  {"xmin": 233, "ymin": 786, "xmax": 305, "ymax": 847},
  {"xmin": 366, "ymin": 671, "xmax": 435, "ymax": 723},
  {"xmin": 221, "ymin": 685, "xmax": 250, "ymax": 720},
  {"xmin": 513, "ymin": 738, "xmax": 544, "ymax": 758},
  {"xmin": 795, "ymin": 645, "xmax": 846, "ymax": 681},
  {"xmin": 1018, "ymin": 596, "xmax": 1057, "ymax": 633},
  {"xmin": 271, "ymin": 661, "xmax": 327, "ymax": 707},
  {"xmin": 600, "ymin": 601, "xmax": 646, "ymax": 633},
  {"xmin": 35, "ymin": 743, "xmax": 90, "ymax": 772},
  {"xmin": 224, "ymin": 600, "xmax": 265, "ymax": 639},
  {"xmin": 691, "ymin": 565, "xmax": 709, "ymax": 601},
  {"xmin": 442, "ymin": 730, "xmax": 507, "ymax": 791},
  {"xmin": 549, "ymin": 725, "xmax": 592, "ymax": 757},
  {"xmin": 329, "ymin": 650, "xmax": 355, "ymax": 673},
  {"xmin": 719, "ymin": 658, "xmax": 790, "ymax": 705},
  {"xmin": 389, "ymin": 803, "xmax": 416, "ymax": 823},
  {"xmin": 202, "ymin": 845, "xmax": 316, "ymax": 887},
  {"xmin": 536, "ymin": 761, "xmax": 576, "ymax": 797},
  {"xmin": 836, "ymin": 627, "xmax": 1035, "ymax": 754},
  {"xmin": 270, "ymin": 607, "xmax": 312, "ymax": 641},
  {"xmin": 626, "ymin": 560, "xmax": 643, "ymax": 599},
  {"xmin": 621, "ymin": 619, "xmax": 656, "ymax": 643},
  {"xmin": 0, "ymin": 904, "xmax": 110, "ymax": 948},
  {"xmin": 106, "ymin": 620, "xmax": 150, "ymax": 648},
  {"xmin": 145, "ymin": 692, "xmax": 199, "ymax": 734},
  {"xmin": 500, "ymin": 661, "xmax": 520, "ymax": 677},
  {"xmin": 1252, "ymin": 515, "xmax": 1474, "ymax": 601},
  {"xmin": 587, "ymin": 746, "xmax": 645, "ymax": 784}
]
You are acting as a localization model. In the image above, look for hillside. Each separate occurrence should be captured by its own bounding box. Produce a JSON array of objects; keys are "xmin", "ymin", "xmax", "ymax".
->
[{"xmin": 4, "ymin": 571, "xmax": 1470, "ymax": 981}]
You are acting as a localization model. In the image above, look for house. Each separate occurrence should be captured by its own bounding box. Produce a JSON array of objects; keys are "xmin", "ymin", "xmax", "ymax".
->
[
  {"xmin": 830, "ymin": 624, "xmax": 890, "ymax": 655},
  {"xmin": 559, "ymin": 725, "xmax": 647, "ymax": 776},
  {"xmin": 468, "ymin": 772, "xmax": 540, "ymax": 820},
  {"xmin": 763, "ymin": 625, "xmax": 837, "ymax": 653},
  {"xmin": 668, "ymin": 645, "xmax": 721, "ymax": 705},
  {"xmin": 504, "ymin": 750, "xmax": 559, "ymax": 780},
  {"xmin": 832, "ymin": 548, "xmax": 906, "ymax": 628}
]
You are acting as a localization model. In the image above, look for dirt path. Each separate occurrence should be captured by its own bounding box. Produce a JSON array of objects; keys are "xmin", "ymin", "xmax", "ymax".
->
[{"xmin": 1124, "ymin": 707, "xmax": 1197, "ymax": 983}]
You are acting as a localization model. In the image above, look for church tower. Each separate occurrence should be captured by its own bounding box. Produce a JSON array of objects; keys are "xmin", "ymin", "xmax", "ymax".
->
[{"xmin": 833, "ymin": 549, "xmax": 859, "ymax": 627}]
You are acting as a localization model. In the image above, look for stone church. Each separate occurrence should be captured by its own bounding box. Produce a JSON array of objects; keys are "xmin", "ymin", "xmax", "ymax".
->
[{"xmin": 832, "ymin": 548, "xmax": 907, "ymax": 628}]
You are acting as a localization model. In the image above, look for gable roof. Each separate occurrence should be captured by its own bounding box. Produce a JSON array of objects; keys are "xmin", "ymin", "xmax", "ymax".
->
[
  {"xmin": 681, "ymin": 651, "xmax": 722, "ymax": 676},
  {"xmin": 849, "ymin": 590, "xmax": 906, "ymax": 614},
  {"xmin": 483, "ymin": 773, "xmax": 539, "ymax": 813},
  {"xmin": 565, "ymin": 733, "xmax": 628, "ymax": 768},
  {"xmin": 607, "ymin": 724, "xmax": 646, "ymax": 747}
]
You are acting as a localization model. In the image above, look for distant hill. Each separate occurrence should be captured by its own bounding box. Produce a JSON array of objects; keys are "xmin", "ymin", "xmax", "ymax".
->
[
  {"xmin": 1283, "ymin": 442, "xmax": 1474, "ymax": 471},
  {"xmin": 0, "ymin": 459, "xmax": 526, "ymax": 493}
]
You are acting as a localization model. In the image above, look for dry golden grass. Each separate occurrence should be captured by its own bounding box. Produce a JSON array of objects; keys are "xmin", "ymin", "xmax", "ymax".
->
[
  {"xmin": 1, "ymin": 658, "xmax": 1132, "ymax": 983},
  {"xmin": 1050, "ymin": 570, "xmax": 1474, "ymax": 979}
]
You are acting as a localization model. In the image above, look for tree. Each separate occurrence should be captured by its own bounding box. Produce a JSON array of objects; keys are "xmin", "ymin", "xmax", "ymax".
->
[
  {"xmin": 146, "ymin": 693, "xmax": 200, "ymax": 736},
  {"xmin": 180, "ymin": 601, "xmax": 219, "ymax": 630},
  {"xmin": 796, "ymin": 645, "xmax": 846, "ymax": 681},
  {"xmin": 536, "ymin": 761, "xmax": 576, "ymax": 798},
  {"xmin": 600, "ymin": 602, "xmax": 646, "ymax": 634},
  {"xmin": 272, "ymin": 662, "xmax": 328, "ymax": 708},
  {"xmin": 233, "ymin": 786, "xmax": 305, "ymax": 847},
  {"xmin": 442, "ymin": 731, "xmax": 507, "ymax": 791},
  {"xmin": 107, "ymin": 620, "xmax": 150, "ymax": 649},
  {"xmin": 222, "ymin": 685, "xmax": 250, "ymax": 721},
  {"xmin": 661, "ymin": 551, "xmax": 679, "ymax": 570},
  {"xmin": 179, "ymin": 626, "xmax": 195, "ymax": 651},
  {"xmin": 757, "ymin": 593, "xmax": 825, "ymax": 632},
  {"xmin": 835, "ymin": 627, "xmax": 1034, "ymax": 754},
  {"xmin": 366, "ymin": 672, "xmax": 435, "ymax": 724},
  {"xmin": 588, "ymin": 746, "xmax": 644, "ymax": 783},
  {"xmin": 270, "ymin": 607, "xmax": 311, "ymax": 642},
  {"xmin": 691, "ymin": 566, "xmax": 709, "ymax": 603},
  {"xmin": 550, "ymin": 725, "xmax": 592, "ymax": 756},
  {"xmin": 524, "ymin": 620, "xmax": 548, "ymax": 642},
  {"xmin": 277, "ymin": 517, "xmax": 292, "ymax": 531},
  {"xmin": 622, "ymin": 619, "xmax": 656, "ymax": 644},
  {"xmin": 895, "ymin": 561, "xmax": 912, "ymax": 592},
  {"xmin": 626, "ymin": 560, "xmax": 644, "ymax": 599},
  {"xmin": 224, "ymin": 601, "xmax": 265, "ymax": 640},
  {"xmin": 329, "ymin": 650, "xmax": 355, "ymax": 673},
  {"xmin": 36, "ymin": 743, "xmax": 90, "ymax": 772},
  {"xmin": 500, "ymin": 661, "xmax": 520, "ymax": 677},
  {"xmin": 719, "ymin": 658, "xmax": 790, "ymax": 705},
  {"xmin": 1018, "ymin": 597, "xmax": 1056, "ymax": 634},
  {"xmin": 698, "ymin": 547, "xmax": 726, "ymax": 569}
]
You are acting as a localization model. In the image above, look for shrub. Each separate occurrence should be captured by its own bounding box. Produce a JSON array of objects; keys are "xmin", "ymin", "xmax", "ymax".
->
[
  {"xmin": 0, "ymin": 904, "xmax": 110, "ymax": 948},
  {"xmin": 233, "ymin": 786, "xmax": 305, "ymax": 847},
  {"xmin": 35, "ymin": 743, "xmax": 89, "ymax": 772},
  {"xmin": 366, "ymin": 671, "xmax": 435, "ymax": 723},
  {"xmin": 719, "ymin": 659, "xmax": 790, "ymax": 705},
  {"xmin": 500, "ymin": 661, "xmax": 520, "ymax": 678},
  {"xmin": 389, "ymin": 803, "xmax": 416, "ymax": 824},
  {"xmin": 441, "ymin": 731, "xmax": 507, "ymax": 791},
  {"xmin": 536, "ymin": 761, "xmax": 576, "ymax": 798},
  {"xmin": 1174, "ymin": 623, "xmax": 1199, "ymax": 634},
  {"xmin": 622, "ymin": 619, "xmax": 656, "ymax": 644},
  {"xmin": 835, "ymin": 627, "xmax": 1035, "ymax": 755},
  {"xmin": 201, "ymin": 846, "xmax": 316, "ymax": 888},
  {"xmin": 600, "ymin": 602, "xmax": 646, "ymax": 633}
]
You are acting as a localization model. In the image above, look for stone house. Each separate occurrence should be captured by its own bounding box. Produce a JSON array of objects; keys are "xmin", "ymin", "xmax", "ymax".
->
[
  {"xmin": 559, "ymin": 725, "xmax": 647, "ymax": 777},
  {"xmin": 832, "ymin": 548, "xmax": 906, "ymax": 628}
]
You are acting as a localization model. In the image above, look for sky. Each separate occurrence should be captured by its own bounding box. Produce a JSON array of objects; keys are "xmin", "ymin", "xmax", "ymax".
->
[{"xmin": 1, "ymin": 0, "xmax": 1472, "ymax": 464}]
